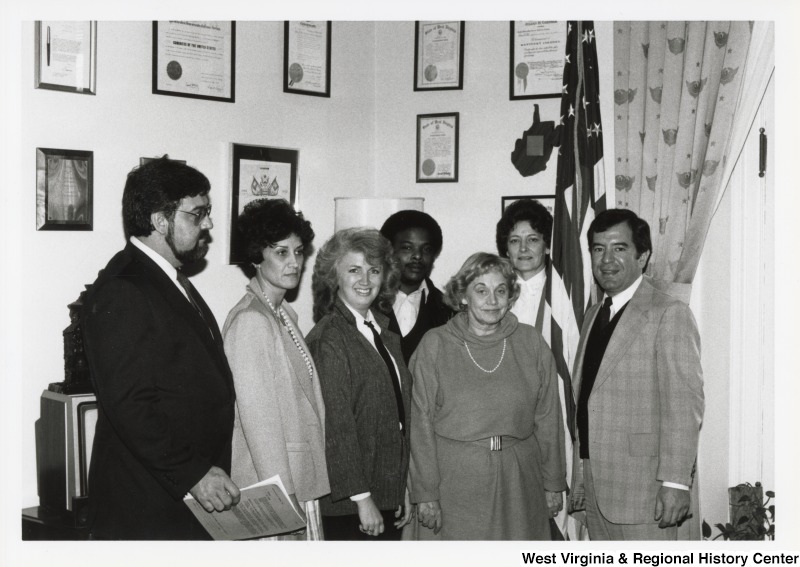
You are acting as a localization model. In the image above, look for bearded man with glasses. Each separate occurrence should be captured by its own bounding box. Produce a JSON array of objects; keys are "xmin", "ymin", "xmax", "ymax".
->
[{"xmin": 81, "ymin": 157, "xmax": 240, "ymax": 539}]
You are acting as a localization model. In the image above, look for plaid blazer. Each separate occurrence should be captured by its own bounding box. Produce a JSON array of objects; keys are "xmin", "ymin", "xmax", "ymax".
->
[
  {"xmin": 306, "ymin": 299, "xmax": 412, "ymax": 516},
  {"xmin": 570, "ymin": 277, "xmax": 704, "ymax": 524}
]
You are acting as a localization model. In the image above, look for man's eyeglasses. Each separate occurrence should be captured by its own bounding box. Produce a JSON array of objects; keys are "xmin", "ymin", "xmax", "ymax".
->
[{"xmin": 176, "ymin": 206, "xmax": 212, "ymax": 226}]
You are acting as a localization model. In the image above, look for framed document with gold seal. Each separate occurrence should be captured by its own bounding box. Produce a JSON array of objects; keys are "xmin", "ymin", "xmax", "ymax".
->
[
  {"xmin": 416, "ymin": 113, "xmax": 459, "ymax": 183},
  {"xmin": 284, "ymin": 21, "xmax": 332, "ymax": 97},
  {"xmin": 414, "ymin": 21, "xmax": 464, "ymax": 91},
  {"xmin": 152, "ymin": 21, "xmax": 235, "ymax": 102}
]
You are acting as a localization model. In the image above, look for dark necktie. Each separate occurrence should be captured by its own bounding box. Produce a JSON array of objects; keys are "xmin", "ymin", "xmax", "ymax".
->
[
  {"xmin": 364, "ymin": 320, "xmax": 406, "ymax": 433},
  {"xmin": 594, "ymin": 296, "xmax": 613, "ymax": 330},
  {"xmin": 177, "ymin": 272, "xmax": 214, "ymax": 337}
]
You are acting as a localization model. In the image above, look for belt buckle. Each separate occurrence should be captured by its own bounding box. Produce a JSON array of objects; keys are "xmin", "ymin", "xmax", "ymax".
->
[{"xmin": 490, "ymin": 435, "xmax": 502, "ymax": 451}]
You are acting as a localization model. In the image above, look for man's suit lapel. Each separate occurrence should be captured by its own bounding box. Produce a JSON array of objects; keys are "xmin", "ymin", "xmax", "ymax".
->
[
  {"xmin": 573, "ymin": 301, "xmax": 600, "ymax": 397},
  {"xmin": 126, "ymin": 243, "xmax": 231, "ymax": 383},
  {"xmin": 592, "ymin": 279, "xmax": 654, "ymax": 391}
]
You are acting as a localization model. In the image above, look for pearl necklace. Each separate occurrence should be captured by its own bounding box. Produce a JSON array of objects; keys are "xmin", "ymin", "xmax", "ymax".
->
[
  {"xmin": 262, "ymin": 293, "xmax": 314, "ymax": 380},
  {"xmin": 463, "ymin": 339, "xmax": 507, "ymax": 374}
]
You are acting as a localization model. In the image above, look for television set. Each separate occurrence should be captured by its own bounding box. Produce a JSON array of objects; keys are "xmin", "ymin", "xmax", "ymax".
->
[{"xmin": 35, "ymin": 390, "xmax": 97, "ymax": 522}]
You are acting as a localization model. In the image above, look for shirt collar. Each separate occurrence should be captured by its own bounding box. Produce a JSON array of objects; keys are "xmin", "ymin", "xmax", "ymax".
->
[
  {"xmin": 519, "ymin": 269, "xmax": 546, "ymax": 292},
  {"xmin": 605, "ymin": 274, "xmax": 643, "ymax": 311},
  {"xmin": 130, "ymin": 236, "xmax": 179, "ymax": 279},
  {"xmin": 396, "ymin": 278, "xmax": 429, "ymax": 300},
  {"xmin": 342, "ymin": 300, "xmax": 379, "ymax": 332}
]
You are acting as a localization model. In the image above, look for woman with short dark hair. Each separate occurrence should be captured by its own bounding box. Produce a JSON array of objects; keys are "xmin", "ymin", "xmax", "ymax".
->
[
  {"xmin": 407, "ymin": 252, "xmax": 566, "ymax": 540},
  {"xmin": 223, "ymin": 198, "xmax": 328, "ymax": 540},
  {"xmin": 306, "ymin": 227, "xmax": 414, "ymax": 540},
  {"xmin": 496, "ymin": 198, "xmax": 553, "ymax": 330}
]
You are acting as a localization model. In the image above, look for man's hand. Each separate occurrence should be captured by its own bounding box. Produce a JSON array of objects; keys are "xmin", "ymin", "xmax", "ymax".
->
[
  {"xmin": 417, "ymin": 500, "xmax": 442, "ymax": 534},
  {"xmin": 189, "ymin": 466, "xmax": 241, "ymax": 513},
  {"xmin": 654, "ymin": 485, "xmax": 690, "ymax": 528},
  {"xmin": 356, "ymin": 496, "xmax": 384, "ymax": 536},
  {"xmin": 545, "ymin": 490, "xmax": 564, "ymax": 518}
]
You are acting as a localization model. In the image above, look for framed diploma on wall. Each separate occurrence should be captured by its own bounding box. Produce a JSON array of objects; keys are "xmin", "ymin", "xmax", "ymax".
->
[
  {"xmin": 36, "ymin": 148, "xmax": 94, "ymax": 231},
  {"xmin": 416, "ymin": 113, "xmax": 459, "ymax": 183},
  {"xmin": 284, "ymin": 21, "xmax": 332, "ymax": 97},
  {"xmin": 509, "ymin": 21, "xmax": 567, "ymax": 100},
  {"xmin": 414, "ymin": 21, "xmax": 465, "ymax": 91},
  {"xmin": 152, "ymin": 21, "xmax": 236, "ymax": 103},
  {"xmin": 229, "ymin": 143, "xmax": 299, "ymax": 263},
  {"xmin": 34, "ymin": 21, "xmax": 97, "ymax": 94},
  {"xmin": 501, "ymin": 195, "xmax": 556, "ymax": 216}
]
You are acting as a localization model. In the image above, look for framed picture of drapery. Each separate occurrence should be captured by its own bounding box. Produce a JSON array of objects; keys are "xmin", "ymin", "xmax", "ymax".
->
[
  {"xmin": 229, "ymin": 143, "xmax": 299, "ymax": 263},
  {"xmin": 36, "ymin": 148, "xmax": 93, "ymax": 231}
]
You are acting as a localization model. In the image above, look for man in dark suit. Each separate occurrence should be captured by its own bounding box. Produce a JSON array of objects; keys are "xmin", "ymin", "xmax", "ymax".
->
[
  {"xmin": 380, "ymin": 210, "xmax": 454, "ymax": 363},
  {"xmin": 569, "ymin": 209, "xmax": 704, "ymax": 540},
  {"xmin": 82, "ymin": 158, "xmax": 240, "ymax": 540}
]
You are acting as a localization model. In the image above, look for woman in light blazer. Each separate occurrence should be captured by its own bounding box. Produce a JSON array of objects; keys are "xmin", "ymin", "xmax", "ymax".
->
[{"xmin": 223, "ymin": 198, "xmax": 329, "ymax": 540}]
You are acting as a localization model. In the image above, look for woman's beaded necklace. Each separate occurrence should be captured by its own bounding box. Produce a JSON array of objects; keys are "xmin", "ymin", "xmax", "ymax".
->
[
  {"xmin": 463, "ymin": 338, "xmax": 506, "ymax": 374},
  {"xmin": 262, "ymin": 292, "xmax": 314, "ymax": 380}
]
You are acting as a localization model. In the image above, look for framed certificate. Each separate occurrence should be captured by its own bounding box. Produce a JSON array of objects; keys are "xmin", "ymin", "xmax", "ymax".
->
[
  {"xmin": 34, "ymin": 21, "xmax": 97, "ymax": 94},
  {"xmin": 414, "ymin": 21, "xmax": 464, "ymax": 91},
  {"xmin": 510, "ymin": 21, "xmax": 567, "ymax": 100},
  {"xmin": 416, "ymin": 113, "xmax": 459, "ymax": 183},
  {"xmin": 501, "ymin": 195, "xmax": 556, "ymax": 216},
  {"xmin": 36, "ymin": 148, "xmax": 93, "ymax": 231},
  {"xmin": 229, "ymin": 143, "xmax": 299, "ymax": 263},
  {"xmin": 284, "ymin": 21, "xmax": 332, "ymax": 97},
  {"xmin": 152, "ymin": 21, "xmax": 235, "ymax": 103}
]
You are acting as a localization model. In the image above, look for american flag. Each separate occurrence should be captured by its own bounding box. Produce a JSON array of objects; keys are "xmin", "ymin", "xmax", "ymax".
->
[{"xmin": 546, "ymin": 20, "xmax": 606, "ymax": 540}]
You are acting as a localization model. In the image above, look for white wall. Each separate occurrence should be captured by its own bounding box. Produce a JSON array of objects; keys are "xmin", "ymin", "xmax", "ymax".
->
[{"xmin": 19, "ymin": 20, "xmax": 377, "ymax": 508}]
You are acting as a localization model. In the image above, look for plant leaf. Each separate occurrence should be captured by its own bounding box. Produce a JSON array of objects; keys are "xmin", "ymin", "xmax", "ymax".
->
[
  {"xmin": 766, "ymin": 491, "xmax": 775, "ymax": 498},
  {"xmin": 702, "ymin": 521, "xmax": 712, "ymax": 538}
]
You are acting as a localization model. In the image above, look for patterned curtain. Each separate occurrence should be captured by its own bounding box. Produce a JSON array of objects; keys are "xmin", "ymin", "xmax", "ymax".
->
[{"xmin": 613, "ymin": 22, "xmax": 752, "ymax": 296}]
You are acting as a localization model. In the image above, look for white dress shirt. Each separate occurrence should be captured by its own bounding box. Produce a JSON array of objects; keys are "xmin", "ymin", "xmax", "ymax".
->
[
  {"xmin": 130, "ymin": 236, "xmax": 190, "ymax": 301},
  {"xmin": 392, "ymin": 279, "xmax": 428, "ymax": 337},
  {"xmin": 511, "ymin": 269, "xmax": 546, "ymax": 327}
]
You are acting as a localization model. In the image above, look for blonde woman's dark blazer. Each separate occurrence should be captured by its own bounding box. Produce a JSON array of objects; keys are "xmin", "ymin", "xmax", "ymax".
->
[{"xmin": 306, "ymin": 299, "xmax": 413, "ymax": 516}]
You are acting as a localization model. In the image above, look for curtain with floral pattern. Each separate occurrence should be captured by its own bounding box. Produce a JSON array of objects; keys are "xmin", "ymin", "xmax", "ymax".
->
[{"xmin": 613, "ymin": 21, "xmax": 753, "ymax": 294}]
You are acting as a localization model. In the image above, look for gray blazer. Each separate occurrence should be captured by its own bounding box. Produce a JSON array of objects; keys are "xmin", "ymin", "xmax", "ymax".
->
[
  {"xmin": 223, "ymin": 277, "xmax": 330, "ymax": 503},
  {"xmin": 306, "ymin": 299, "xmax": 413, "ymax": 516},
  {"xmin": 570, "ymin": 277, "xmax": 703, "ymax": 524}
]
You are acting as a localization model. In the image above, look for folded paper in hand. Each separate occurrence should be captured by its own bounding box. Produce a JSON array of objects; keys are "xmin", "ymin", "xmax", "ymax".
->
[{"xmin": 184, "ymin": 474, "xmax": 306, "ymax": 540}]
